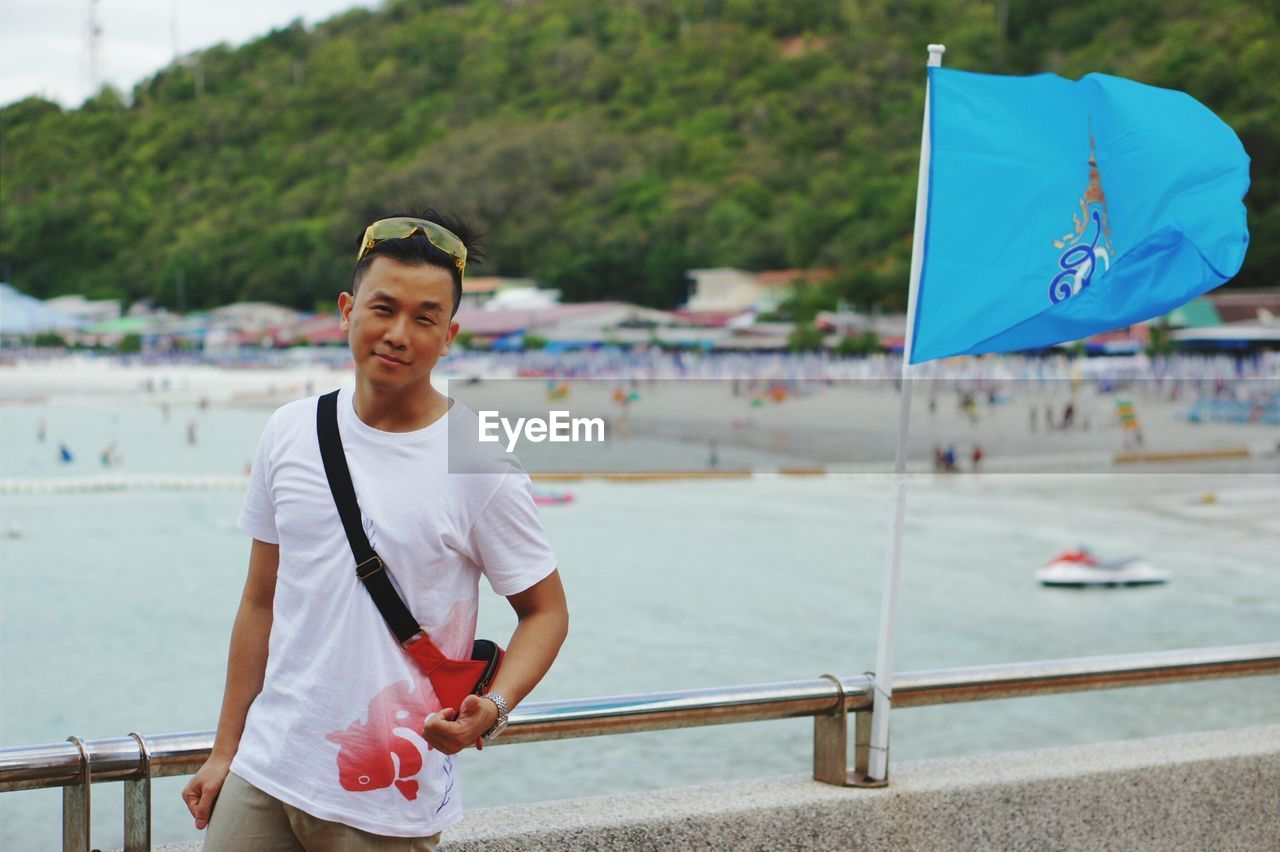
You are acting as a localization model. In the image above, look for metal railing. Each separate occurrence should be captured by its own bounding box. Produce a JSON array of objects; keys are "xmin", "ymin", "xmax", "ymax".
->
[{"xmin": 2, "ymin": 642, "xmax": 1277, "ymax": 851}]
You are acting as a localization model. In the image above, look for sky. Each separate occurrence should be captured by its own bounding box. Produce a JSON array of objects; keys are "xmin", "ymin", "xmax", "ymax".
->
[{"xmin": 0, "ymin": 0, "xmax": 377, "ymax": 107}]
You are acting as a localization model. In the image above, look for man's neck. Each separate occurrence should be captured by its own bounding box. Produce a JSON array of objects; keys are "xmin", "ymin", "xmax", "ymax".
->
[{"xmin": 351, "ymin": 376, "xmax": 449, "ymax": 433}]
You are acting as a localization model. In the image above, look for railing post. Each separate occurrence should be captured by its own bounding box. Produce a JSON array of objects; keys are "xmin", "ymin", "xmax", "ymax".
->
[
  {"xmin": 125, "ymin": 732, "xmax": 153, "ymax": 851},
  {"xmin": 812, "ymin": 675, "xmax": 847, "ymax": 785},
  {"xmin": 62, "ymin": 736, "xmax": 91, "ymax": 852},
  {"xmin": 814, "ymin": 675, "xmax": 887, "ymax": 788},
  {"xmin": 850, "ymin": 706, "xmax": 886, "ymax": 787}
]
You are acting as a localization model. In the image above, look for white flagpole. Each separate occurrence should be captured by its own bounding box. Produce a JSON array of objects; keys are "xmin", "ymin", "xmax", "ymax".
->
[{"xmin": 866, "ymin": 42, "xmax": 945, "ymax": 783}]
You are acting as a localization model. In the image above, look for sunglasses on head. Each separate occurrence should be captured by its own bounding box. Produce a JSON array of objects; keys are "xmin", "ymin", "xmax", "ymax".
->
[{"xmin": 356, "ymin": 217, "xmax": 467, "ymax": 275}]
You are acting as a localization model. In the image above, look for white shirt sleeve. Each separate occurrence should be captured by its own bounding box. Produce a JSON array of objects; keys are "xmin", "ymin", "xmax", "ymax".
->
[
  {"xmin": 468, "ymin": 469, "xmax": 558, "ymax": 596},
  {"xmin": 237, "ymin": 412, "xmax": 280, "ymax": 545}
]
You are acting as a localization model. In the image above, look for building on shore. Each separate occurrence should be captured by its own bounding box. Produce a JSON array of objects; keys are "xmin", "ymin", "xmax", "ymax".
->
[
  {"xmin": 43, "ymin": 294, "xmax": 122, "ymax": 325},
  {"xmin": 1205, "ymin": 289, "xmax": 1280, "ymax": 323},
  {"xmin": 683, "ymin": 268, "xmax": 833, "ymax": 316}
]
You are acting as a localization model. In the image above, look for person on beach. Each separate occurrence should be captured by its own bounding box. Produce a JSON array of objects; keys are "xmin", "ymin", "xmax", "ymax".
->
[
  {"xmin": 100, "ymin": 441, "xmax": 120, "ymax": 468},
  {"xmin": 182, "ymin": 209, "xmax": 569, "ymax": 850}
]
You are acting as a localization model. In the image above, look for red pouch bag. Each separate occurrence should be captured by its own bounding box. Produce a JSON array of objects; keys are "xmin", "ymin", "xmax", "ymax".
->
[{"xmin": 403, "ymin": 637, "xmax": 504, "ymax": 713}]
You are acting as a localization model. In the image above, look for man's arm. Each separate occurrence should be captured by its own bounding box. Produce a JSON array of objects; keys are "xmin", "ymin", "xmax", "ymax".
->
[
  {"xmin": 181, "ymin": 538, "xmax": 279, "ymax": 830},
  {"xmin": 423, "ymin": 569, "xmax": 568, "ymax": 753}
]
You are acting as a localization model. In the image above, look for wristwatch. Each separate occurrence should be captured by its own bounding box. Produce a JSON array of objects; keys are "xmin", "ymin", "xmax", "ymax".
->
[{"xmin": 481, "ymin": 692, "xmax": 510, "ymax": 743}]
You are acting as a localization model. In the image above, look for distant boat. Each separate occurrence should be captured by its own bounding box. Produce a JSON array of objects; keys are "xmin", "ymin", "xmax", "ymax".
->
[
  {"xmin": 1036, "ymin": 548, "xmax": 1169, "ymax": 587},
  {"xmin": 533, "ymin": 490, "xmax": 575, "ymax": 506}
]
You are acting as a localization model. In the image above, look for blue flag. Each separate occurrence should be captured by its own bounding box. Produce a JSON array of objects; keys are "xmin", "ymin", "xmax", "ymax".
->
[{"xmin": 909, "ymin": 68, "xmax": 1250, "ymax": 364}]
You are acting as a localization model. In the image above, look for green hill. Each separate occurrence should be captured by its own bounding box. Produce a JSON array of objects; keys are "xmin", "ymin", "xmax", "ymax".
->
[{"xmin": 2, "ymin": 0, "xmax": 1276, "ymax": 312}]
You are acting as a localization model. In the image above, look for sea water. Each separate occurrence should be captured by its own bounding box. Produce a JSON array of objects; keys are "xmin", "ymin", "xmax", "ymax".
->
[{"xmin": 1, "ymin": 400, "xmax": 1277, "ymax": 848}]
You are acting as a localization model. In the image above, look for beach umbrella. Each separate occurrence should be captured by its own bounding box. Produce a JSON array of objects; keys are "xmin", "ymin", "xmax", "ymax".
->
[
  {"xmin": 491, "ymin": 331, "xmax": 526, "ymax": 351},
  {"xmin": 0, "ymin": 283, "xmax": 85, "ymax": 335}
]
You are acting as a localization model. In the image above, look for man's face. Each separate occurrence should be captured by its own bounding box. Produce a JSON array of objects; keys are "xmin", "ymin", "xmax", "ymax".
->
[{"xmin": 338, "ymin": 256, "xmax": 459, "ymax": 394}]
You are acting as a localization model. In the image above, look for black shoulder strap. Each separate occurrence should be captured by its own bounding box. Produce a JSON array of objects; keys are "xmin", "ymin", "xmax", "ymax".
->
[{"xmin": 316, "ymin": 390, "xmax": 421, "ymax": 644}]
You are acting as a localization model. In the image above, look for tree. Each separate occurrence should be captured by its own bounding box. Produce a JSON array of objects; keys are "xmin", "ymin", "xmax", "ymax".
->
[
  {"xmin": 32, "ymin": 331, "xmax": 68, "ymax": 348},
  {"xmin": 1145, "ymin": 322, "xmax": 1173, "ymax": 357},
  {"xmin": 786, "ymin": 322, "xmax": 825, "ymax": 352},
  {"xmin": 835, "ymin": 331, "xmax": 881, "ymax": 357},
  {"xmin": 1, "ymin": 0, "xmax": 1274, "ymax": 310}
]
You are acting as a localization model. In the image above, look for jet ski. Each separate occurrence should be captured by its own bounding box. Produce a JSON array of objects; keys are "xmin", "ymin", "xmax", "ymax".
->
[
  {"xmin": 533, "ymin": 489, "xmax": 575, "ymax": 506},
  {"xmin": 1036, "ymin": 548, "xmax": 1169, "ymax": 587}
]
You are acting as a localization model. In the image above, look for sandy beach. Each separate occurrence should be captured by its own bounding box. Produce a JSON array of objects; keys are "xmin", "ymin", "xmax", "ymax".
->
[
  {"xmin": 1, "ymin": 355, "xmax": 1275, "ymax": 474},
  {"xmin": 0, "ymin": 354, "xmax": 349, "ymax": 405}
]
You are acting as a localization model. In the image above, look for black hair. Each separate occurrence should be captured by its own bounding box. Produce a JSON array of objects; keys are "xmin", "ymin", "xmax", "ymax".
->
[{"xmin": 351, "ymin": 207, "xmax": 486, "ymax": 317}]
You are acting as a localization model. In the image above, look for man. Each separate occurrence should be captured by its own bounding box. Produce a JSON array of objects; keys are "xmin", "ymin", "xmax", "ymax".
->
[{"xmin": 183, "ymin": 210, "xmax": 568, "ymax": 849}]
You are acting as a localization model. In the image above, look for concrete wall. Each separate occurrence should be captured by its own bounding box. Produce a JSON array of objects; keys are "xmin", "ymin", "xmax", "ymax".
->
[
  {"xmin": 443, "ymin": 725, "xmax": 1280, "ymax": 851},
  {"xmin": 152, "ymin": 725, "xmax": 1279, "ymax": 850}
]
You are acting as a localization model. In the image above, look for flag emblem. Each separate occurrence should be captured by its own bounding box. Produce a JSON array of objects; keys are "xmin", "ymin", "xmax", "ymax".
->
[{"xmin": 1049, "ymin": 127, "xmax": 1114, "ymax": 305}]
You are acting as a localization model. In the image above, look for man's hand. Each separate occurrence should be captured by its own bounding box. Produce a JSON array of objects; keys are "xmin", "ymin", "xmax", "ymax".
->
[
  {"xmin": 181, "ymin": 754, "xmax": 231, "ymax": 830},
  {"xmin": 421, "ymin": 694, "xmax": 499, "ymax": 755}
]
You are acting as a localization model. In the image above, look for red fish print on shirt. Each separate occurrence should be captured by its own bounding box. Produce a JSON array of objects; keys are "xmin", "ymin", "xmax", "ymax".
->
[
  {"xmin": 325, "ymin": 600, "xmax": 479, "ymax": 801},
  {"xmin": 325, "ymin": 679, "xmax": 439, "ymax": 800}
]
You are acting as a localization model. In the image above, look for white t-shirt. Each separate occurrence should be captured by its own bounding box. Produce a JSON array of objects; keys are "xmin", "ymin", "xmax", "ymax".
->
[{"xmin": 232, "ymin": 385, "xmax": 557, "ymax": 837}]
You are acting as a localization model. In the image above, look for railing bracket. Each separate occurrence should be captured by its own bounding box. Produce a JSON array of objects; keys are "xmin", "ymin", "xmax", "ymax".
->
[
  {"xmin": 63, "ymin": 736, "xmax": 91, "ymax": 852},
  {"xmin": 124, "ymin": 732, "xmax": 153, "ymax": 851},
  {"xmin": 847, "ymin": 770, "xmax": 889, "ymax": 789},
  {"xmin": 849, "ymin": 688, "xmax": 888, "ymax": 788},
  {"xmin": 812, "ymin": 674, "xmax": 848, "ymax": 785}
]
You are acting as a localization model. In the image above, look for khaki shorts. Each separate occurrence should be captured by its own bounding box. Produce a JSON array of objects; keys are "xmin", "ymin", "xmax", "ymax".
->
[{"xmin": 203, "ymin": 772, "xmax": 442, "ymax": 852}]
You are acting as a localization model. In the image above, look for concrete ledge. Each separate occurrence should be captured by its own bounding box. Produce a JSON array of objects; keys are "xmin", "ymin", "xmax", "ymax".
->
[
  {"xmin": 442, "ymin": 724, "xmax": 1280, "ymax": 851},
  {"xmin": 1114, "ymin": 446, "xmax": 1252, "ymax": 464},
  {"xmin": 154, "ymin": 726, "xmax": 1279, "ymax": 851}
]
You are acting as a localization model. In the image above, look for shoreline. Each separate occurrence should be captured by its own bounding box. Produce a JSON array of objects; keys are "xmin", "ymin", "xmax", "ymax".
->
[{"xmin": 2, "ymin": 357, "xmax": 1276, "ymax": 474}]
